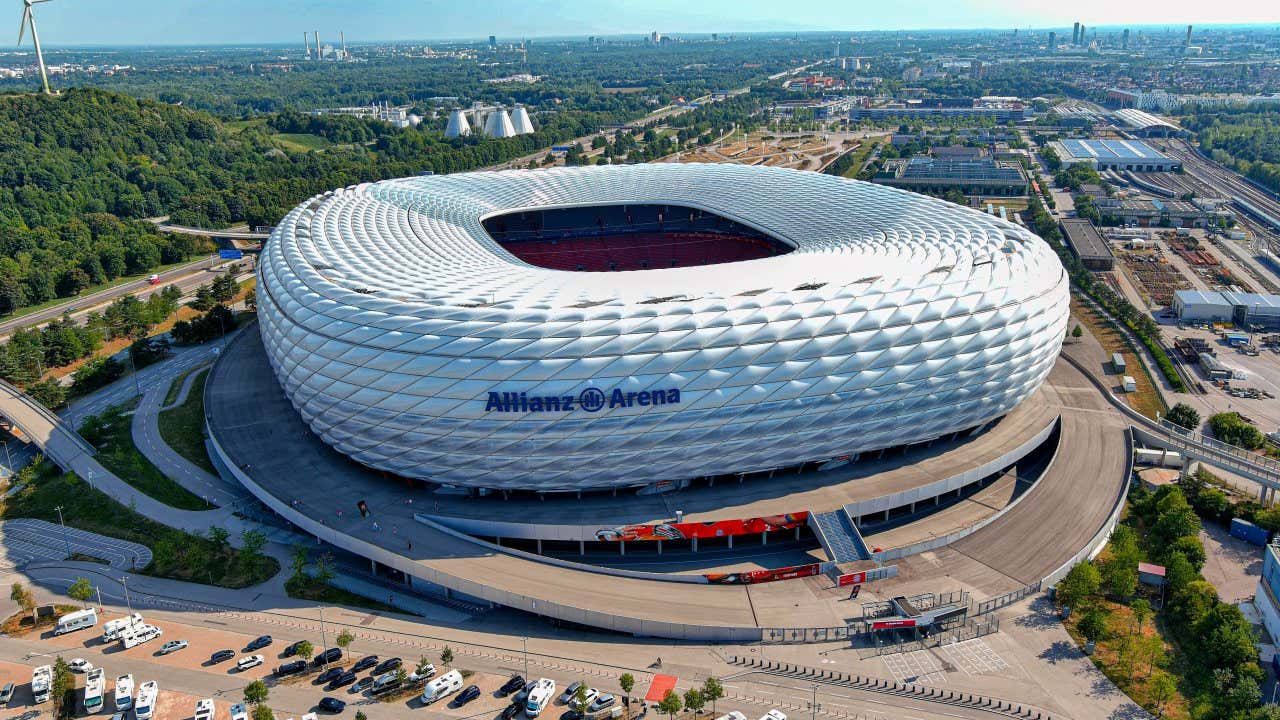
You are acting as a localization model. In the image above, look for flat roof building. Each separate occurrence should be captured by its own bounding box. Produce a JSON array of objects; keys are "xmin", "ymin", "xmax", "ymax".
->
[
  {"xmin": 1174, "ymin": 289, "xmax": 1280, "ymax": 330},
  {"xmin": 1174, "ymin": 290, "xmax": 1234, "ymax": 322},
  {"xmin": 1060, "ymin": 218, "xmax": 1114, "ymax": 271},
  {"xmin": 1111, "ymin": 108, "xmax": 1189, "ymax": 138},
  {"xmin": 1096, "ymin": 198, "xmax": 1233, "ymax": 228},
  {"xmin": 872, "ymin": 157, "xmax": 1029, "ymax": 197},
  {"xmin": 1048, "ymin": 139, "xmax": 1180, "ymax": 172}
]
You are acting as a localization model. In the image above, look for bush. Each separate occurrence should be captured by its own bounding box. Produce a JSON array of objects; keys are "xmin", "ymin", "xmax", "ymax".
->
[
  {"xmin": 1209, "ymin": 412, "xmax": 1265, "ymax": 450},
  {"xmin": 1166, "ymin": 402, "xmax": 1201, "ymax": 431}
]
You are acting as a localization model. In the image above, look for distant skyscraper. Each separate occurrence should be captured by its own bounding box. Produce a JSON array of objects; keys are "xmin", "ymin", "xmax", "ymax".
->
[
  {"xmin": 1078, "ymin": 24, "xmax": 1086, "ymax": 46},
  {"xmin": 1185, "ymin": 25, "xmax": 1193, "ymax": 47},
  {"xmin": 489, "ymin": 35, "xmax": 497, "ymax": 50},
  {"xmin": 1122, "ymin": 28, "xmax": 1129, "ymax": 50},
  {"xmin": 1072, "ymin": 22, "xmax": 1080, "ymax": 45},
  {"xmin": 1048, "ymin": 31, "xmax": 1056, "ymax": 48}
]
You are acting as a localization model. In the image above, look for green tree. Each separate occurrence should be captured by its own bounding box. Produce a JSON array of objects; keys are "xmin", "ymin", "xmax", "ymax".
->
[
  {"xmin": 290, "ymin": 544, "xmax": 308, "ymax": 583},
  {"xmin": 1164, "ymin": 552, "xmax": 1197, "ymax": 599},
  {"xmin": 66, "ymin": 577, "xmax": 93, "ymax": 607},
  {"xmin": 294, "ymin": 640, "xmax": 314, "ymax": 662},
  {"xmin": 251, "ymin": 705, "xmax": 274, "ymax": 720},
  {"xmin": 1149, "ymin": 674, "xmax": 1176, "ymax": 717},
  {"xmin": 207, "ymin": 526, "xmax": 230, "ymax": 549},
  {"xmin": 52, "ymin": 656, "xmax": 74, "ymax": 720},
  {"xmin": 440, "ymin": 646, "xmax": 454, "ymax": 666},
  {"xmin": 657, "ymin": 690, "xmax": 683, "ymax": 720},
  {"xmin": 394, "ymin": 666, "xmax": 409, "ymax": 686},
  {"xmin": 192, "ymin": 284, "xmax": 215, "ymax": 311},
  {"xmin": 1167, "ymin": 535, "xmax": 1206, "ymax": 572},
  {"xmin": 243, "ymin": 679, "xmax": 269, "ymax": 706},
  {"xmin": 1078, "ymin": 608, "xmax": 1107, "ymax": 644},
  {"xmin": 1071, "ymin": 324, "xmax": 1083, "ymax": 340},
  {"xmin": 701, "ymin": 678, "xmax": 724, "ymax": 714},
  {"xmin": 1130, "ymin": 599, "xmax": 1153, "ymax": 636},
  {"xmin": 1196, "ymin": 604, "xmax": 1260, "ymax": 672},
  {"xmin": 620, "ymin": 673, "xmax": 636, "ymax": 708},
  {"xmin": 574, "ymin": 683, "xmax": 590, "ymax": 715},
  {"xmin": 683, "ymin": 688, "xmax": 706, "ymax": 715},
  {"xmin": 354, "ymin": 713, "xmax": 367, "ymax": 720},
  {"xmin": 1165, "ymin": 403, "xmax": 1200, "ymax": 431},
  {"xmin": 10, "ymin": 582, "xmax": 35, "ymax": 618},
  {"xmin": 336, "ymin": 630, "xmax": 354, "ymax": 656},
  {"xmin": 1056, "ymin": 561, "xmax": 1101, "ymax": 609},
  {"xmin": 1152, "ymin": 491, "xmax": 1201, "ymax": 549},
  {"xmin": 238, "ymin": 529, "xmax": 267, "ymax": 574},
  {"xmin": 416, "ymin": 656, "xmax": 433, "ymax": 675}
]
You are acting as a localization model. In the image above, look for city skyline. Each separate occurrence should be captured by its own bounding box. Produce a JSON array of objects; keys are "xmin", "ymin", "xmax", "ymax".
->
[{"xmin": 14, "ymin": 0, "xmax": 1280, "ymax": 46}]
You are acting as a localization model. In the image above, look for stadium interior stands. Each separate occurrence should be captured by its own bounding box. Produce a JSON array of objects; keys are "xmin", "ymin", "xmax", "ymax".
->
[{"xmin": 482, "ymin": 203, "xmax": 793, "ymax": 271}]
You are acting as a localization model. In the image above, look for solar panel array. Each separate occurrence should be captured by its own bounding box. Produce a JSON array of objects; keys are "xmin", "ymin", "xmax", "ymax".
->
[
  {"xmin": 1058, "ymin": 138, "xmax": 1171, "ymax": 161},
  {"xmin": 257, "ymin": 164, "xmax": 1069, "ymax": 491}
]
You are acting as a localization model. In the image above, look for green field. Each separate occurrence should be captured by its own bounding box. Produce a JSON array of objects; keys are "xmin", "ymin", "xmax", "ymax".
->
[
  {"xmin": 274, "ymin": 133, "xmax": 333, "ymax": 152},
  {"xmin": 158, "ymin": 368, "xmax": 218, "ymax": 475},
  {"xmin": 79, "ymin": 398, "xmax": 210, "ymax": 510}
]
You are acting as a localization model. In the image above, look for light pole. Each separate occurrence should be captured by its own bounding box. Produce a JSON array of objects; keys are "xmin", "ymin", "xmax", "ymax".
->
[
  {"xmin": 808, "ymin": 684, "xmax": 821, "ymax": 720},
  {"xmin": 2, "ymin": 439, "xmax": 12, "ymax": 478},
  {"xmin": 53, "ymin": 505, "xmax": 72, "ymax": 559},
  {"xmin": 120, "ymin": 576, "xmax": 133, "ymax": 614},
  {"xmin": 318, "ymin": 607, "xmax": 330, "ymax": 668},
  {"xmin": 522, "ymin": 637, "xmax": 528, "ymax": 680}
]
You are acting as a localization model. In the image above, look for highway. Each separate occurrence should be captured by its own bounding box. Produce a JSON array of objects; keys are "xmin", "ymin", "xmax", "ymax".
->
[{"xmin": 0, "ymin": 255, "xmax": 237, "ymax": 340}]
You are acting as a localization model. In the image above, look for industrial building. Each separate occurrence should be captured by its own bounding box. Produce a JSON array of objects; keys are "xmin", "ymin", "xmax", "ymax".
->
[
  {"xmin": 1255, "ymin": 542, "xmax": 1280, "ymax": 647},
  {"xmin": 1047, "ymin": 138, "xmax": 1180, "ymax": 172},
  {"xmin": 1111, "ymin": 109, "xmax": 1188, "ymax": 138},
  {"xmin": 1095, "ymin": 198, "xmax": 1233, "ymax": 228},
  {"xmin": 849, "ymin": 97, "xmax": 1031, "ymax": 123},
  {"xmin": 1173, "ymin": 290, "xmax": 1280, "ymax": 331},
  {"xmin": 872, "ymin": 157, "xmax": 1029, "ymax": 197},
  {"xmin": 1060, "ymin": 218, "xmax": 1114, "ymax": 271}
]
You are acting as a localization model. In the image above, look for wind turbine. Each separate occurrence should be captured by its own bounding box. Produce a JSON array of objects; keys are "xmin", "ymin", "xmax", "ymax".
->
[{"xmin": 17, "ymin": 0, "xmax": 54, "ymax": 95}]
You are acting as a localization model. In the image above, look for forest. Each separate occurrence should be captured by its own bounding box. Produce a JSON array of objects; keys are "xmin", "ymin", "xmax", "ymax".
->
[{"xmin": 1183, "ymin": 105, "xmax": 1280, "ymax": 194}]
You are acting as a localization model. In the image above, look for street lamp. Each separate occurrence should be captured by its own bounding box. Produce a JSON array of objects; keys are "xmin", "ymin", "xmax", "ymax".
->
[
  {"xmin": 120, "ymin": 576, "xmax": 133, "ymax": 614},
  {"xmin": 318, "ymin": 607, "xmax": 330, "ymax": 669},
  {"xmin": 522, "ymin": 637, "xmax": 528, "ymax": 681},
  {"xmin": 808, "ymin": 684, "xmax": 821, "ymax": 720},
  {"xmin": 53, "ymin": 505, "xmax": 72, "ymax": 559}
]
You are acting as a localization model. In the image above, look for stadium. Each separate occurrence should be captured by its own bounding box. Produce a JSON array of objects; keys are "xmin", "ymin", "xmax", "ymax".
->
[{"xmin": 255, "ymin": 163, "xmax": 1070, "ymax": 493}]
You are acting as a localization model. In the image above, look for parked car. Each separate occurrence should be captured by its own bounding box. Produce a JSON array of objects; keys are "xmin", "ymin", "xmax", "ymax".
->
[
  {"xmin": 0, "ymin": 682, "xmax": 14, "ymax": 704},
  {"xmin": 350, "ymin": 655, "xmax": 379, "ymax": 673},
  {"xmin": 499, "ymin": 676, "xmax": 526, "ymax": 697},
  {"xmin": 210, "ymin": 650, "xmax": 236, "ymax": 664},
  {"xmin": 318, "ymin": 697, "xmax": 346, "ymax": 713},
  {"xmin": 283, "ymin": 641, "xmax": 309, "ymax": 657},
  {"xmin": 327, "ymin": 672, "xmax": 357, "ymax": 691},
  {"xmin": 589, "ymin": 694, "xmax": 617, "ymax": 712},
  {"xmin": 373, "ymin": 657, "xmax": 401, "ymax": 674},
  {"xmin": 236, "ymin": 654, "xmax": 265, "ymax": 672},
  {"xmin": 499, "ymin": 703, "xmax": 522, "ymax": 720},
  {"xmin": 407, "ymin": 664, "xmax": 436, "ymax": 685},
  {"xmin": 558, "ymin": 682, "xmax": 584, "ymax": 705},
  {"xmin": 68, "ymin": 659, "xmax": 94, "ymax": 673},
  {"xmin": 312, "ymin": 648, "xmax": 342, "ymax": 666},
  {"xmin": 316, "ymin": 667, "xmax": 344, "ymax": 685},
  {"xmin": 275, "ymin": 660, "xmax": 307, "ymax": 677},
  {"xmin": 230, "ymin": 704, "xmax": 248, "ymax": 720},
  {"xmin": 350, "ymin": 677, "xmax": 376, "ymax": 694},
  {"xmin": 561, "ymin": 710, "xmax": 584, "ymax": 720},
  {"xmin": 159, "ymin": 640, "xmax": 188, "ymax": 655},
  {"xmin": 455, "ymin": 686, "xmax": 481, "ymax": 706},
  {"xmin": 245, "ymin": 635, "xmax": 273, "ymax": 652}
]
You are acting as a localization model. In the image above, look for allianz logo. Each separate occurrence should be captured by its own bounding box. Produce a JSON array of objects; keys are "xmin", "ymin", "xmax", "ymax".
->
[{"xmin": 484, "ymin": 387, "xmax": 682, "ymax": 413}]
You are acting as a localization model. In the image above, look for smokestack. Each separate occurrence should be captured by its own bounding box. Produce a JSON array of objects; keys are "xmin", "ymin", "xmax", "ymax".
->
[
  {"xmin": 304, "ymin": 32, "xmax": 311, "ymax": 59},
  {"xmin": 1122, "ymin": 28, "xmax": 1129, "ymax": 50},
  {"xmin": 1072, "ymin": 22, "xmax": 1079, "ymax": 45},
  {"xmin": 341, "ymin": 31, "xmax": 346, "ymax": 60},
  {"xmin": 315, "ymin": 31, "xmax": 320, "ymax": 60},
  {"xmin": 1185, "ymin": 25, "xmax": 1193, "ymax": 47}
]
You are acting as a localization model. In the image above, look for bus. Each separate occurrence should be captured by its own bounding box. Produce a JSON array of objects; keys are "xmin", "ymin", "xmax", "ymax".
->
[{"xmin": 83, "ymin": 669, "xmax": 105, "ymax": 714}]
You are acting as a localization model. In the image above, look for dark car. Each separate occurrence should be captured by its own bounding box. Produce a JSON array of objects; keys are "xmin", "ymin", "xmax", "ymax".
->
[
  {"xmin": 499, "ymin": 704, "xmax": 522, "ymax": 720},
  {"xmin": 373, "ymin": 657, "xmax": 402, "ymax": 674},
  {"xmin": 350, "ymin": 655, "xmax": 379, "ymax": 673},
  {"xmin": 312, "ymin": 648, "xmax": 343, "ymax": 666},
  {"xmin": 274, "ymin": 660, "xmax": 307, "ymax": 677},
  {"xmin": 561, "ymin": 711, "xmax": 584, "ymax": 720},
  {"xmin": 316, "ymin": 667, "xmax": 344, "ymax": 684},
  {"xmin": 283, "ymin": 641, "xmax": 307, "ymax": 657},
  {"xmin": 245, "ymin": 635, "xmax": 273, "ymax": 652},
  {"xmin": 454, "ymin": 686, "xmax": 481, "ymax": 706},
  {"xmin": 350, "ymin": 676, "xmax": 376, "ymax": 694},
  {"xmin": 327, "ymin": 672, "xmax": 357, "ymax": 691},
  {"xmin": 318, "ymin": 697, "xmax": 346, "ymax": 713},
  {"xmin": 498, "ymin": 676, "xmax": 525, "ymax": 697},
  {"xmin": 210, "ymin": 649, "xmax": 236, "ymax": 664}
]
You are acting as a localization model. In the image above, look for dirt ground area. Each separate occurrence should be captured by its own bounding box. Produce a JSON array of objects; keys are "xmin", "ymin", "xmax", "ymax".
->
[{"xmin": 1069, "ymin": 300, "xmax": 1166, "ymax": 419}]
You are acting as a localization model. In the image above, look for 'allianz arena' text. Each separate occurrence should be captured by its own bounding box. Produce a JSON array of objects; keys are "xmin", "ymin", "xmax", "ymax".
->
[{"xmin": 257, "ymin": 164, "xmax": 1069, "ymax": 491}]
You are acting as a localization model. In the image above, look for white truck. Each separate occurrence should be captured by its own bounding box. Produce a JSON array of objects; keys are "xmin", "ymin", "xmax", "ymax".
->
[
  {"xmin": 525, "ymin": 678, "xmax": 556, "ymax": 718},
  {"xmin": 54, "ymin": 607, "xmax": 98, "ymax": 636},
  {"xmin": 102, "ymin": 613, "xmax": 144, "ymax": 642},
  {"xmin": 31, "ymin": 665, "xmax": 52, "ymax": 704}
]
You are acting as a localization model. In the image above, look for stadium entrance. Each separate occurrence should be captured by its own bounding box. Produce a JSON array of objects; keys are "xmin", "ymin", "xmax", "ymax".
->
[{"xmin": 482, "ymin": 203, "xmax": 793, "ymax": 272}]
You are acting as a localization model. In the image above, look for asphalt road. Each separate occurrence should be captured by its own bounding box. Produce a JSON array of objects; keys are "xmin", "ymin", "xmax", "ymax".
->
[{"xmin": 0, "ymin": 518, "xmax": 152, "ymax": 570}]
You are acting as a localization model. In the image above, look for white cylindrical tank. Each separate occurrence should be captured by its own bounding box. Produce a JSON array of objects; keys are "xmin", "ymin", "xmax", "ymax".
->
[
  {"xmin": 485, "ymin": 109, "xmax": 517, "ymax": 138},
  {"xmin": 444, "ymin": 109, "xmax": 470, "ymax": 138},
  {"xmin": 512, "ymin": 106, "xmax": 535, "ymax": 134}
]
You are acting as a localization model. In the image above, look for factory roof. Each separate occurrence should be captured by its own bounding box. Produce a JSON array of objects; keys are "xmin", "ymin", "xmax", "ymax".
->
[
  {"xmin": 1175, "ymin": 289, "xmax": 1233, "ymax": 307},
  {"xmin": 1055, "ymin": 138, "xmax": 1172, "ymax": 162},
  {"xmin": 1219, "ymin": 291, "xmax": 1280, "ymax": 311},
  {"xmin": 1112, "ymin": 108, "xmax": 1182, "ymax": 132},
  {"xmin": 1060, "ymin": 218, "xmax": 1111, "ymax": 260},
  {"xmin": 880, "ymin": 157, "xmax": 1027, "ymax": 183}
]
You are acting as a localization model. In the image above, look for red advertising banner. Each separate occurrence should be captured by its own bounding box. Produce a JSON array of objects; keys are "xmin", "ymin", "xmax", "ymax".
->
[
  {"xmin": 705, "ymin": 562, "xmax": 822, "ymax": 585},
  {"xmin": 837, "ymin": 571, "xmax": 868, "ymax": 587},
  {"xmin": 595, "ymin": 512, "xmax": 809, "ymax": 542},
  {"xmin": 871, "ymin": 619, "xmax": 917, "ymax": 630}
]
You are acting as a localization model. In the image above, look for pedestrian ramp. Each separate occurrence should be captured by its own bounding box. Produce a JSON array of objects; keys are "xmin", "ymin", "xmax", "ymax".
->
[{"xmin": 811, "ymin": 510, "xmax": 870, "ymax": 563}]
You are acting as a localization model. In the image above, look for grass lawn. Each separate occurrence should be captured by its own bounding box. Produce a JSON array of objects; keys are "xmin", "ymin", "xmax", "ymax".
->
[
  {"xmin": 78, "ymin": 398, "xmax": 209, "ymax": 510},
  {"xmin": 1070, "ymin": 297, "xmax": 1167, "ymax": 419},
  {"xmin": 163, "ymin": 364, "xmax": 204, "ymax": 406},
  {"xmin": 284, "ymin": 575, "xmax": 404, "ymax": 615},
  {"xmin": 274, "ymin": 133, "xmax": 332, "ymax": 152},
  {"xmin": 157, "ymin": 368, "xmax": 218, "ymax": 475},
  {"xmin": 2, "ymin": 604, "xmax": 79, "ymax": 638},
  {"xmin": 837, "ymin": 135, "xmax": 885, "ymax": 179},
  {"xmin": 2, "ymin": 461, "xmax": 279, "ymax": 588}
]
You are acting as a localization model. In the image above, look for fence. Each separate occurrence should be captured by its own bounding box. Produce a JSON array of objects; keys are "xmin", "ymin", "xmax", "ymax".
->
[
  {"xmin": 973, "ymin": 582, "xmax": 1041, "ymax": 616},
  {"xmin": 760, "ymin": 626, "xmax": 854, "ymax": 644},
  {"xmin": 857, "ymin": 617, "xmax": 1000, "ymax": 658}
]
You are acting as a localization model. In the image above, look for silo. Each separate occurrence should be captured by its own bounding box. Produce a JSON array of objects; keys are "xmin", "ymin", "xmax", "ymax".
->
[{"xmin": 444, "ymin": 109, "xmax": 471, "ymax": 138}]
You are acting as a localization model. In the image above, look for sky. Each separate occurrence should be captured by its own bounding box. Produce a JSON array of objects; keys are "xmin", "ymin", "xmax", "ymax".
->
[{"xmin": 19, "ymin": 0, "xmax": 1280, "ymax": 46}]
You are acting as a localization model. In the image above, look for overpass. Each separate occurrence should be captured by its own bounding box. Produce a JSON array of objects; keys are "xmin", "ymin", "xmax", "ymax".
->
[
  {"xmin": 153, "ymin": 223, "xmax": 271, "ymax": 240},
  {"xmin": 1060, "ymin": 353, "xmax": 1280, "ymax": 500}
]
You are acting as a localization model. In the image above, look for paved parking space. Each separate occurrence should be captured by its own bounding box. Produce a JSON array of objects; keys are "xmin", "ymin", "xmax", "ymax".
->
[
  {"xmin": 0, "ymin": 519, "xmax": 152, "ymax": 571},
  {"xmin": 881, "ymin": 650, "xmax": 946, "ymax": 685},
  {"xmin": 939, "ymin": 639, "xmax": 1009, "ymax": 677}
]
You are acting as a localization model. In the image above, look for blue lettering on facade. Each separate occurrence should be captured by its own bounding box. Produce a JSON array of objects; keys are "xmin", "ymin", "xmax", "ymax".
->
[{"xmin": 485, "ymin": 387, "xmax": 681, "ymax": 413}]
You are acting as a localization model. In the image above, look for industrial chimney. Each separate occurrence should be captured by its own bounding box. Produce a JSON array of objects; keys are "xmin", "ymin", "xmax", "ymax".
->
[
  {"xmin": 315, "ymin": 31, "xmax": 321, "ymax": 60},
  {"xmin": 341, "ymin": 31, "xmax": 347, "ymax": 60},
  {"xmin": 511, "ymin": 106, "xmax": 535, "ymax": 135},
  {"xmin": 444, "ymin": 109, "xmax": 471, "ymax": 138},
  {"xmin": 304, "ymin": 31, "xmax": 311, "ymax": 59},
  {"xmin": 484, "ymin": 109, "xmax": 517, "ymax": 138}
]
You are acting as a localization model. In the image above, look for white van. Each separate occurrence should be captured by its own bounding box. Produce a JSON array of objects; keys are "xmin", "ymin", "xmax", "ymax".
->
[
  {"xmin": 122, "ymin": 624, "xmax": 163, "ymax": 649},
  {"xmin": 114, "ymin": 674, "xmax": 134, "ymax": 711},
  {"xmin": 420, "ymin": 670, "xmax": 463, "ymax": 705},
  {"xmin": 525, "ymin": 678, "xmax": 556, "ymax": 718},
  {"xmin": 84, "ymin": 669, "xmax": 106, "ymax": 714},
  {"xmin": 760, "ymin": 711, "xmax": 787, "ymax": 720},
  {"xmin": 31, "ymin": 665, "xmax": 52, "ymax": 704},
  {"xmin": 135, "ymin": 681, "xmax": 158, "ymax": 720},
  {"xmin": 716, "ymin": 712, "xmax": 747, "ymax": 720},
  {"xmin": 54, "ymin": 608, "xmax": 98, "ymax": 636},
  {"xmin": 102, "ymin": 613, "xmax": 144, "ymax": 642}
]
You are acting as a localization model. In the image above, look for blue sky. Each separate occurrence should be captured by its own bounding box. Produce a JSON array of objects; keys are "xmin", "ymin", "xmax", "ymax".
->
[{"xmin": 22, "ymin": 0, "xmax": 1280, "ymax": 46}]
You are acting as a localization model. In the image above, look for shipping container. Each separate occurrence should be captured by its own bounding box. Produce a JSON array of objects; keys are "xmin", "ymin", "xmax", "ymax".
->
[{"xmin": 1230, "ymin": 518, "xmax": 1270, "ymax": 546}]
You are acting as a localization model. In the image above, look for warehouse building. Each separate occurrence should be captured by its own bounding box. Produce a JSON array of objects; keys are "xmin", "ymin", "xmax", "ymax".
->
[
  {"xmin": 1095, "ymin": 198, "xmax": 1233, "ymax": 228},
  {"xmin": 1173, "ymin": 290, "xmax": 1280, "ymax": 330},
  {"xmin": 1060, "ymin": 218, "xmax": 1114, "ymax": 271},
  {"xmin": 872, "ymin": 157, "xmax": 1029, "ymax": 197},
  {"xmin": 1110, "ymin": 108, "xmax": 1189, "ymax": 138},
  {"xmin": 1047, "ymin": 138, "xmax": 1180, "ymax": 172},
  {"xmin": 1173, "ymin": 290, "xmax": 1234, "ymax": 322}
]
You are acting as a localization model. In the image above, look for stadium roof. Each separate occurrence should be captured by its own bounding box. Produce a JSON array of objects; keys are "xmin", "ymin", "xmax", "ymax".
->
[
  {"xmin": 1055, "ymin": 138, "xmax": 1171, "ymax": 162},
  {"xmin": 271, "ymin": 164, "xmax": 1052, "ymax": 310},
  {"xmin": 1112, "ymin": 108, "xmax": 1182, "ymax": 132}
]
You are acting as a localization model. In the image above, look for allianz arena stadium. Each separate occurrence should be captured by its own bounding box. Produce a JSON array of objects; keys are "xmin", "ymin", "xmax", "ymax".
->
[{"xmin": 256, "ymin": 163, "xmax": 1069, "ymax": 492}]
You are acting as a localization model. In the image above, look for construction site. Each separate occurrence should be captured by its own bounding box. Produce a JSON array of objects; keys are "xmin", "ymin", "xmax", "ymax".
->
[{"xmin": 668, "ymin": 132, "xmax": 861, "ymax": 171}]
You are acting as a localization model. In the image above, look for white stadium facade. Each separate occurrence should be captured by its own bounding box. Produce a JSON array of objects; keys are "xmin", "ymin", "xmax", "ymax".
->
[{"xmin": 257, "ymin": 164, "xmax": 1069, "ymax": 493}]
